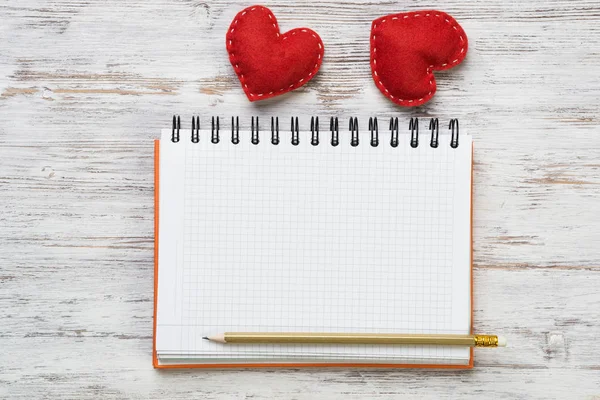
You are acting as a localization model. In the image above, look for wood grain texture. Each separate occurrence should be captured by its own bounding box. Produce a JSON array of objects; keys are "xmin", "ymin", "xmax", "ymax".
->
[{"xmin": 1, "ymin": 0, "xmax": 599, "ymax": 398}]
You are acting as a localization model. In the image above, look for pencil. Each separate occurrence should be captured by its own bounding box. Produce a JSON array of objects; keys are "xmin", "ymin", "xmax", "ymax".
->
[{"xmin": 203, "ymin": 332, "xmax": 507, "ymax": 347}]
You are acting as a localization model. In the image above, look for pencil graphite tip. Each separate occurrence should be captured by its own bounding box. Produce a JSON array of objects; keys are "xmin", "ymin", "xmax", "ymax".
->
[{"xmin": 202, "ymin": 336, "xmax": 209, "ymax": 340}]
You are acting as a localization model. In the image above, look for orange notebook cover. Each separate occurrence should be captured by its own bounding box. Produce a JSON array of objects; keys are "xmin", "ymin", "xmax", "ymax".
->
[{"xmin": 153, "ymin": 121, "xmax": 474, "ymax": 369}]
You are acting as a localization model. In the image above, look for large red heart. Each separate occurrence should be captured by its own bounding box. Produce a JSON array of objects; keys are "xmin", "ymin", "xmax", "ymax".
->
[
  {"xmin": 226, "ymin": 6, "xmax": 324, "ymax": 102},
  {"xmin": 371, "ymin": 11, "xmax": 468, "ymax": 107}
]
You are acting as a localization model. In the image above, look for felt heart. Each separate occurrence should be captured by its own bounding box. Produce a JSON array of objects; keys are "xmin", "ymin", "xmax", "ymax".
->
[
  {"xmin": 370, "ymin": 11, "xmax": 468, "ymax": 107},
  {"xmin": 226, "ymin": 5, "xmax": 324, "ymax": 102}
]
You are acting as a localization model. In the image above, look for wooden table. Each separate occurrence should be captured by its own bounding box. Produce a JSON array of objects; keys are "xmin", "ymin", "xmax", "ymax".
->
[{"xmin": 1, "ymin": 0, "xmax": 599, "ymax": 398}]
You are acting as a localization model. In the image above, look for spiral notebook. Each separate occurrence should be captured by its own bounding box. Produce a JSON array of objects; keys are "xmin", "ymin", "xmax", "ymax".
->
[{"xmin": 153, "ymin": 116, "xmax": 473, "ymax": 369}]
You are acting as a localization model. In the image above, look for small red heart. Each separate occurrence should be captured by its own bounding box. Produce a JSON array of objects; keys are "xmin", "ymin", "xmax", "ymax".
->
[
  {"xmin": 371, "ymin": 11, "xmax": 468, "ymax": 107},
  {"xmin": 226, "ymin": 6, "xmax": 324, "ymax": 102}
]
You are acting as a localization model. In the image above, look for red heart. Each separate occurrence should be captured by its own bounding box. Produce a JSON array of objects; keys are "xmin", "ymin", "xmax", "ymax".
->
[
  {"xmin": 371, "ymin": 11, "xmax": 468, "ymax": 107},
  {"xmin": 226, "ymin": 6, "xmax": 324, "ymax": 102}
]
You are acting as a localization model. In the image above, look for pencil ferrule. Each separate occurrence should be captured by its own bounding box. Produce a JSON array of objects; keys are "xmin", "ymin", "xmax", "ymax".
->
[{"xmin": 474, "ymin": 335, "xmax": 498, "ymax": 347}]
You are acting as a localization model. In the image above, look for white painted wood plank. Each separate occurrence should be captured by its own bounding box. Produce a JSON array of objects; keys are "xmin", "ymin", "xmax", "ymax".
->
[{"xmin": 1, "ymin": 0, "xmax": 599, "ymax": 398}]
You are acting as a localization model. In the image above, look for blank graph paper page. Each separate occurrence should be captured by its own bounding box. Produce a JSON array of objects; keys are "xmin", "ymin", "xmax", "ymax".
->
[{"xmin": 156, "ymin": 128, "xmax": 473, "ymax": 365}]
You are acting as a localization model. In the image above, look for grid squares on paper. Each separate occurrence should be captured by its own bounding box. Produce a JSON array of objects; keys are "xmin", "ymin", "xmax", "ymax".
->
[{"xmin": 159, "ymin": 131, "xmax": 471, "ymax": 362}]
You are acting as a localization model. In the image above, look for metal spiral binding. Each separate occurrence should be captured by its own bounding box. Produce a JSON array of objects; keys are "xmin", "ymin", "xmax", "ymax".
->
[
  {"xmin": 330, "ymin": 117, "xmax": 339, "ymax": 146},
  {"xmin": 191, "ymin": 116, "xmax": 199, "ymax": 143},
  {"xmin": 409, "ymin": 117, "xmax": 419, "ymax": 148},
  {"xmin": 211, "ymin": 116, "xmax": 220, "ymax": 144},
  {"xmin": 171, "ymin": 115, "xmax": 181, "ymax": 143},
  {"xmin": 429, "ymin": 118, "xmax": 439, "ymax": 148},
  {"xmin": 349, "ymin": 117, "xmax": 359, "ymax": 147},
  {"xmin": 170, "ymin": 116, "xmax": 460, "ymax": 148},
  {"xmin": 231, "ymin": 116, "xmax": 240, "ymax": 144},
  {"xmin": 251, "ymin": 116, "xmax": 259, "ymax": 145},
  {"xmin": 389, "ymin": 117, "xmax": 399, "ymax": 148},
  {"xmin": 311, "ymin": 116, "xmax": 319, "ymax": 146},
  {"xmin": 369, "ymin": 117, "xmax": 379, "ymax": 147},
  {"xmin": 271, "ymin": 117, "xmax": 280, "ymax": 145},
  {"xmin": 291, "ymin": 117, "xmax": 299, "ymax": 146},
  {"xmin": 449, "ymin": 119, "xmax": 459, "ymax": 148}
]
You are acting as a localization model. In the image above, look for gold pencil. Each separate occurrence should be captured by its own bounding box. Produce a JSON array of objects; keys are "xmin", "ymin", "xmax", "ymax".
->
[{"xmin": 203, "ymin": 332, "xmax": 507, "ymax": 347}]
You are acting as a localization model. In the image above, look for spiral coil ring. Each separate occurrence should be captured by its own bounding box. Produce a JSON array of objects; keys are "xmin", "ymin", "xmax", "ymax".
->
[
  {"xmin": 231, "ymin": 116, "xmax": 240, "ymax": 144},
  {"xmin": 409, "ymin": 117, "xmax": 419, "ymax": 148},
  {"xmin": 271, "ymin": 117, "xmax": 280, "ymax": 145},
  {"xmin": 430, "ymin": 118, "xmax": 440, "ymax": 148},
  {"xmin": 389, "ymin": 117, "xmax": 399, "ymax": 148},
  {"xmin": 311, "ymin": 116, "xmax": 319, "ymax": 146},
  {"xmin": 251, "ymin": 116, "xmax": 259, "ymax": 145},
  {"xmin": 349, "ymin": 117, "xmax": 359, "ymax": 147},
  {"xmin": 330, "ymin": 117, "xmax": 339, "ymax": 147},
  {"xmin": 369, "ymin": 117, "xmax": 379, "ymax": 147},
  {"xmin": 291, "ymin": 117, "xmax": 299, "ymax": 146},
  {"xmin": 171, "ymin": 115, "xmax": 181, "ymax": 143},
  {"xmin": 211, "ymin": 116, "xmax": 220, "ymax": 144},
  {"xmin": 449, "ymin": 119, "xmax": 459, "ymax": 148},
  {"xmin": 191, "ymin": 116, "xmax": 199, "ymax": 143}
]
